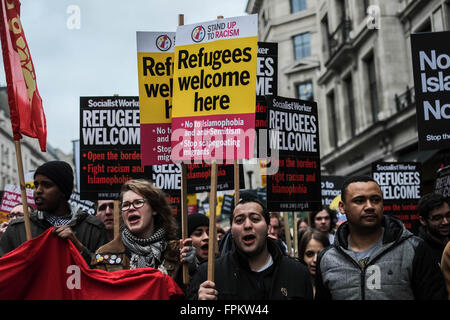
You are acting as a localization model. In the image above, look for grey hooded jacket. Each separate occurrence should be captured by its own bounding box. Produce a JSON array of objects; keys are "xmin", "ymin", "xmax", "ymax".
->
[{"xmin": 315, "ymin": 215, "xmax": 447, "ymax": 300}]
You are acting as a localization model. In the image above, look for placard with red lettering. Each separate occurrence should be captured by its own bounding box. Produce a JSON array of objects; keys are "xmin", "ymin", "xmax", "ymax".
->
[
  {"xmin": 79, "ymin": 96, "xmax": 152, "ymax": 200},
  {"xmin": 171, "ymin": 15, "xmax": 258, "ymax": 162},
  {"xmin": 372, "ymin": 162, "xmax": 422, "ymax": 234},
  {"xmin": 266, "ymin": 96, "xmax": 321, "ymax": 212},
  {"xmin": 137, "ymin": 32, "xmax": 176, "ymax": 165},
  {"xmin": 0, "ymin": 184, "xmax": 35, "ymax": 223}
]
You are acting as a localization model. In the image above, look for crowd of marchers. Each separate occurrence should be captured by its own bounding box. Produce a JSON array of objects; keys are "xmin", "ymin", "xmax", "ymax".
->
[{"xmin": 0, "ymin": 160, "xmax": 449, "ymax": 300}]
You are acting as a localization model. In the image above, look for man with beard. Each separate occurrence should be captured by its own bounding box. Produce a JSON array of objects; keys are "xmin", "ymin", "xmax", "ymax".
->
[
  {"xmin": 186, "ymin": 195, "xmax": 313, "ymax": 300},
  {"xmin": 0, "ymin": 161, "xmax": 108, "ymax": 265},
  {"xmin": 315, "ymin": 176, "xmax": 447, "ymax": 300},
  {"xmin": 418, "ymin": 193, "xmax": 450, "ymax": 266}
]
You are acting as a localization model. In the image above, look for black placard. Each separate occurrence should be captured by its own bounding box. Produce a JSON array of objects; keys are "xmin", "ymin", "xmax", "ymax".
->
[
  {"xmin": 256, "ymin": 42, "xmax": 278, "ymax": 159},
  {"xmin": 321, "ymin": 175, "xmax": 345, "ymax": 207},
  {"xmin": 68, "ymin": 192, "xmax": 96, "ymax": 215},
  {"xmin": 266, "ymin": 96, "xmax": 321, "ymax": 212},
  {"xmin": 372, "ymin": 162, "xmax": 422, "ymax": 234},
  {"xmin": 79, "ymin": 96, "xmax": 152, "ymax": 200},
  {"xmin": 410, "ymin": 31, "xmax": 450, "ymax": 150},
  {"xmin": 435, "ymin": 165, "xmax": 450, "ymax": 201}
]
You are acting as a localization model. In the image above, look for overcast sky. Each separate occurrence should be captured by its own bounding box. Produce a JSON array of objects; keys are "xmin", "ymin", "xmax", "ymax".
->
[{"xmin": 0, "ymin": 0, "xmax": 248, "ymax": 154}]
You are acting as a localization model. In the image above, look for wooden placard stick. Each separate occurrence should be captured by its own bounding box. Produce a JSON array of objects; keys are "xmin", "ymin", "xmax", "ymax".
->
[
  {"xmin": 207, "ymin": 160, "xmax": 218, "ymax": 282},
  {"xmin": 177, "ymin": 13, "xmax": 190, "ymax": 285},
  {"xmin": 14, "ymin": 140, "xmax": 32, "ymax": 241},
  {"xmin": 113, "ymin": 200, "xmax": 120, "ymax": 239},
  {"xmin": 283, "ymin": 211, "xmax": 292, "ymax": 256},
  {"xmin": 181, "ymin": 162, "xmax": 189, "ymax": 284},
  {"xmin": 292, "ymin": 211, "xmax": 298, "ymax": 258},
  {"xmin": 234, "ymin": 160, "xmax": 239, "ymax": 205}
]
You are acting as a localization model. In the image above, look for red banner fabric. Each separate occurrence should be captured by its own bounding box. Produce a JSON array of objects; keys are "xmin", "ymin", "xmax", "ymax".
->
[
  {"xmin": 0, "ymin": 228, "xmax": 184, "ymax": 300},
  {"xmin": 0, "ymin": 0, "xmax": 47, "ymax": 151}
]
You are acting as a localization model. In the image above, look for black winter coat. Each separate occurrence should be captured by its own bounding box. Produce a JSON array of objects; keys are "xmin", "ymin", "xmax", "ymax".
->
[
  {"xmin": 418, "ymin": 225, "xmax": 448, "ymax": 266},
  {"xmin": 187, "ymin": 237, "xmax": 313, "ymax": 300},
  {"xmin": 0, "ymin": 209, "xmax": 108, "ymax": 265}
]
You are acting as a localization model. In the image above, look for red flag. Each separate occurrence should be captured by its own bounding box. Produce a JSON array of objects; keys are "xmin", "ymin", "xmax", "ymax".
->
[
  {"xmin": 0, "ymin": 228, "xmax": 184, "ymax": 299},
  {"xmin": 0, "ymin": 0, "xmax": 46, "ymax": 152}
]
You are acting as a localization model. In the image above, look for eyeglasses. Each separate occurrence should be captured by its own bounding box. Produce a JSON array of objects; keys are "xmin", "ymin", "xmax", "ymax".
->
[
  {"xmin": 428, "ymin": 211, "xmax": 450, "ymax": 223},
  {"xmin": 120, "ymin": 199, "xmax": 147, "ymax": 212}
]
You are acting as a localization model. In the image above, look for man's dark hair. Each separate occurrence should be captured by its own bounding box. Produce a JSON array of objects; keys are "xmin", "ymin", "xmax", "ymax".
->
[
  {"xmin": 341, "ymin": 175, "xmax": 378, "ymax": 202},
  {"xmin": 418, "ymin": 192, "xmax": 448, "ymax": 219},
  {"xmin": 310, "ymin": 205, "xmax": 336, "ymax": 232},
  {"xmin": 233, "ymin": 194, "xmax": 270, "ymax": 225}
]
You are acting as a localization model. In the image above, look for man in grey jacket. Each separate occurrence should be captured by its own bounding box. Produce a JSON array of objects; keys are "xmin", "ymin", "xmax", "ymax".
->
[{"xmin": 315, "ymin": 176, "xmax": 447, "ymax": 300}]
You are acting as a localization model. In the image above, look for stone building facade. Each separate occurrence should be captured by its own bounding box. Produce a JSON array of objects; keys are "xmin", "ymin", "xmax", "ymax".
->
[{"xmin": 246, "ymin": 0, "xmax": 450, "ymax": 192}]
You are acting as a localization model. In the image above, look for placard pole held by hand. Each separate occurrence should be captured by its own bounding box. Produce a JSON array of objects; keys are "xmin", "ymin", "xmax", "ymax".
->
[
  {"xmin": 177, "ymin": 13, "xmax": 191, "ymax": 285},
  {"xmin": 283, "ymin": 212, "xmax": 292, "ymax": 256},
  {"xmin": 206, "ymin": 14, "xmax": 224, "ymax": 279},
  {"xmin": 181, "ymin": 162, "xmax": 189, "ymax": 284},
  {"xmin": 14, "ymin": 140, "xmax": 32, "ymax": 241},
  {"xmin": 234, "ymin": 160, "xmax": 240, "ymax": 205},
  {"xmin": 208, "ymin": 160, "xmax": 218, "ymax": 282},
  {"xmin": 292, "ymin": 211, "xmax": 298, "ymax": 258}
]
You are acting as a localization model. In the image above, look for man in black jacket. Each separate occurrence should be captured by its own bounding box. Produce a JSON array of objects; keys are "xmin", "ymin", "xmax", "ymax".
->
[
  {"xmin": 418, "ymin": 192, "xmax": 449, "ymax": 265},
  {"xmin": 0, "ymin": 161, "xmax": 108, "ymax": 264},
  {"xmin": 187, "ymin": 196, "xmax": 313, "ymax": 300}
]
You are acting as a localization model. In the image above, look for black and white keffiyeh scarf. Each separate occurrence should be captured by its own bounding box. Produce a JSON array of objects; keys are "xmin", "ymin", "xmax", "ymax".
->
[{"xmin": 122, "ymin": 227, "xmax": 168, "ymax": 272}]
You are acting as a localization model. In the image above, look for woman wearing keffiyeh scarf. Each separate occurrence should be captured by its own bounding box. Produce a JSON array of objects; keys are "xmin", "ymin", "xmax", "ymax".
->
[{"xmin": 92, "ymin": 179, "xmax": 195, "ymax": 290}]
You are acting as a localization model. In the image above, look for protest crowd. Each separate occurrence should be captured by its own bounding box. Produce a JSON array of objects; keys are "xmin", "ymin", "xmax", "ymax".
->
[
  {"xmin": 0, "ymin": 1, "xmax": 449, "ymax": 303},
  {"xmin": 0, "ymin": 161, "xmax": 449, "ymax": 300}
]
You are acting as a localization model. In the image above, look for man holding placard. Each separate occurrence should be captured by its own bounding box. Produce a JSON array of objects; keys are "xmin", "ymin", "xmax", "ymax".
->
[{"xmin": 186, "ymin": 195, "xmax": 313, "ymax": 300}]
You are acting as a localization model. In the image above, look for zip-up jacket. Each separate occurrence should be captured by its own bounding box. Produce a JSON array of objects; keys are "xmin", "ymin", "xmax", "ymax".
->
[
  {"xmin": 315, "ymin": 215, "xmax": 447, "ymax": 300},
  {"xmin": 187, "ymin": 237, "xmax": 313, "ymax": 300}
]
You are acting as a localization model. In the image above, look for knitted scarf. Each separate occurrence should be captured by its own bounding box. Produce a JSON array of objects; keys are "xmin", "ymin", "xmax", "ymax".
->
[{"xmin": 122, "ymin": 227, "xmax": 168, "ymax": 272}]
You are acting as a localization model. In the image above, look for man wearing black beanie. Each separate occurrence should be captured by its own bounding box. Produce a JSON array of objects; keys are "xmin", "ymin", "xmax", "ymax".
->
[{"xmin": 0, "ymin": 161, "xmax": 108, "ymax": 265}]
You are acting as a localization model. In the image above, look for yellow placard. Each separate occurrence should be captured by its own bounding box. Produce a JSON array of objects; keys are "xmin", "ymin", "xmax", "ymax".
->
[
  {"xmin": 173, "ymin": 37, "xmax": 257, "ymax": 118},
  {"xmin": 137, "ymin": 52, "xmax": 174, "ymax": 124}
]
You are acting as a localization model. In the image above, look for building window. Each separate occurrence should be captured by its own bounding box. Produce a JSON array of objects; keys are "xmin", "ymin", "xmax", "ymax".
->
[
  {"xmin": 291, "ymin": 0, "xmax": 307, "ymax": 13},
  {"xmin": 297, "ymin": 81, "xmax": 314, "ymax": 101},
  {"xmin": 344, "ymin": 75, "xmax": 356, "ymax": 137},
  {"xmin": 327, "ymin": 91, "xmax": 338, "ymax": 148},
  {"xmin": 261, "ymin": 10, "xmax": 268, "ymax": 27},
  {"xmin": 359, "ymin": 0, "xmax": 370, "ymax": 22},
  {"xmin": 415, "ymin": 18, "xmax": 432, "ymax": 33},
  {"xmin": 432, "ymin": 8, "xmax": 444, "ymax": 31},
  {"xmin": 293, "ymin": 32, "xmax": 311, "ymax": 60},
  {"xmin": 321, "ymin": 15, "xmax": 330, "ymax": 60},
  {"xmin": 365, "ymin": 54, "xmax": 379, "ymax": 123}
]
